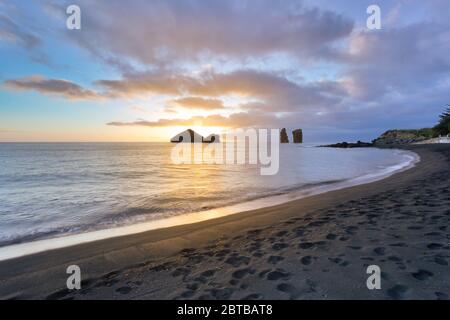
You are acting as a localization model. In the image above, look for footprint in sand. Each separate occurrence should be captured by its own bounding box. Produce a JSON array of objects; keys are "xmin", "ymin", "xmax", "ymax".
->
[
  {"xmin": 435, "ymin": 292, "xmax": 448, "ymax": 300},
  {"xmin": 115, "ymin": 286, "xmax": 132, "ymax": 295},
  {"xmin": 293, "ymin": 227, "xmax": 305, "ymax": 237},
  {"xmin": 272, "ymin": 242, "xmax": 289, "ymax": 251},
  {"xmin": 247, "ymin": 242, "xmax": 262, "ymax": 252},
  {"xmin": 229, "ymin": 279, "xmax": 239, "ymax": 286},
  {"xmin": 208, "ymin": 288, "xmax": 234, "ymax": 299},
  {"xmin": 275, "ymin": 230, "xmax": 288, "ymax": 237},
  {"xmin": 214, "ymin": 249, "xmax": 231, "ymax": 258},
  {"xmin": 326, "ymin": 233, "xmax": 337, "ymax": 240},
  {"xmin": 298, "ymin": 242, "xmax": 314, "ymax": 249},
  {"xmin": 425, "ymin": 232, "xmax": 442, "ymax": 237},
  {"xmin": 252, "ymin": 251, "xmax": 264, "ymax": 258},
  {"xmin": 225, "ymin": 255, "xmax": 251, "ymax": 267},
  {"xmin": 186, "ymin": 282, "xmax": 199, "ymax": 291},
  {"xmin": 434, "ymin": 256, "xmax": 448, "ymax": 265},
  {"xmin": 411, "ymin": 269, "xmax": 434, "ymax": 281},
  {"xmin": 427, "ymin": 243, "xmax": 443, "ymax": 250},
  {"xmin": 387, "ymin": 255, "xmax": 402, "ymax": 262},
  {"xmin": 276, "ymin": 283, "xmax": 299, "ymax": 299},
  {"xmin": 329, "ymin": 257, "xmax": 342, "ymax": 264},
  {"xmin": 172, "ymin": 267, "xmax": 191, "ymax": 278},
  {"xmin": 266, "ymin": 269, "xmax": 291, "ymax": 281},
  {"xmin": 179, "ymin": 290, "xmax": 196, "ymax": 299},
  {"xmin": 361, "ymin": 257, "xmax": 374, "ymax": 261},
  {"xmin": 340, "ymin": 260, "xmax": 350, "ymax": 267},
  {"xmin": 300, "ymin": 256, "xmax": 312, "ymax": 265},
  {"xmin": 373, "ymin": 247, "xmax": 386, "ymax": 256},
  {"xmin": 200, "ymin": 269, "xmax": 216, "ymax": 278},
  {"xmin": 232, "ymin": 268, "xmax": 254, "ymax": 279},
  {"xmin": 389, "ymin": 242, "xmax": 408, "ymax": 247},
  {"xmin": 267, "ymin": 255, "xmax": 284, "ymax": 265},
  {"xmin": 94, "ymin": 277, "xmax": 119, "ymax": 288},
  {"xmin": 345, "ymin": 226, "xmax": 358, "ymax": 235},
  {"xmin": 242, "ymin": 293, "xmax": 263, "ymax": 300},
  {"xmin": 179, "ymin": 248, "xmax": 198, "ymax": 258},
  {"xmin": 258, "ymin": 269, "xmax": 271, "ymax": 278},
  {"xmin": 387, "ymin": 285, "xmax": 409, "ymax": 300},
  {"xmin": 46, "ymin": 289, "xmax": 70, "ymax": 300}
]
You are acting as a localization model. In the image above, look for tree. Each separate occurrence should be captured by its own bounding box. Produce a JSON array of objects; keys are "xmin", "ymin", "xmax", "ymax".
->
[
  {"xmin": 439, "ymin": 106, "xmax": 450, "ymax": 119},
  {"xmin": 433, "ymin": 105, "xmax": 450, "ymax": 136}
]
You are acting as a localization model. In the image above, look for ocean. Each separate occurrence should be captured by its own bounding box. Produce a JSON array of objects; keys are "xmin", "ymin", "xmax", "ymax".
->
[{"xmin": 0, "ymin": 143, "xmax": 418, "ymax": 250}]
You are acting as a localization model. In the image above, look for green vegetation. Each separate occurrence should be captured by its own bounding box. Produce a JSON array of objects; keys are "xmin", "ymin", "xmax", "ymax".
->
[
  {"xmin": 433, "ymin": 106, "xmax": 450, "ymax": 136},
  {"xmin": 373, "ymin": 106, "xmax": 450, "ymax": 144}
]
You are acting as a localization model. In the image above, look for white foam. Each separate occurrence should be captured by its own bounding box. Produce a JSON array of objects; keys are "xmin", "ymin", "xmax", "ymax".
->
[{"xmin": 0, "ymin": 150, "xmax": 420, "ymax": 262}]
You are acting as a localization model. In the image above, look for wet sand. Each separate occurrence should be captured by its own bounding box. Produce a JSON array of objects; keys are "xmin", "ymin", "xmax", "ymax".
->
[{"xmin": 0, "ymin": 144, "xmax": 449, "ymax": 300}]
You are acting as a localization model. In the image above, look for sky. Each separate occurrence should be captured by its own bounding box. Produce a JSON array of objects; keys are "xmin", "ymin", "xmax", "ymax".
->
[{"xmin": 0, "ymin": 0, "xmax": 449, "ymax": 142}]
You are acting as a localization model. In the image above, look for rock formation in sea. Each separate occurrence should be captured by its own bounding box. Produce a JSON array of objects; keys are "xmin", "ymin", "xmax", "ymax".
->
[
  {"xmin": 203, "ymin": 134, "xmax": 220, "ymax": 143},
  {"xmin": 293, "ymin": 129, "xmax": 303, "ymax": 143},
  {"xmin": 170, "ymin": 129, "xmax": 220, "ymax": 143},
  {"xmin": 280, "ymin": 128, "xmax": 289, "ymax": 143},
  {"xmin": 170, "ymin": 129, "xmax": 204, "ymax": 143}
]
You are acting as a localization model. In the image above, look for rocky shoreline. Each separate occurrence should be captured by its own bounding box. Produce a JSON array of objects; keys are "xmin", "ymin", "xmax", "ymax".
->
[{"xmin": 320, "ymin": 141, "xmax": 373, "ymax": 148}]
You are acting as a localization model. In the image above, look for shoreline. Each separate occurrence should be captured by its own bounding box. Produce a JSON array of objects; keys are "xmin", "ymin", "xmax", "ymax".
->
[
  {"xmin": 0, "ymin": 148, "xmax": 419, "ymax": 262},
  {"xmin": 0, "ymin": 144, "xmax": 448, "ymax": 299}
]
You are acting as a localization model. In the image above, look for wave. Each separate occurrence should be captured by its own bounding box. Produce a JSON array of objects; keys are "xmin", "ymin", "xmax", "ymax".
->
[{"xmin": 0, "ymin": 149, "xmax": 420, "ymax": 261}]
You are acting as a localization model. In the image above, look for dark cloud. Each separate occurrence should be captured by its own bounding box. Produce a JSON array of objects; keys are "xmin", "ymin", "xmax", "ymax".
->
[
  {"xmin": 4, "ymin": 76, "xmax": 101, "ymax": 100},
  {"xmin": 97, "ymin": 69, "xmax": 346, "ymax": 112},
  {"xmin": 341, "ymin": 22, "xmax": 450, "ymax": 100},
  {"xmin": 65, "ymin": 0, "xmax": 353, "ymax": 65}
]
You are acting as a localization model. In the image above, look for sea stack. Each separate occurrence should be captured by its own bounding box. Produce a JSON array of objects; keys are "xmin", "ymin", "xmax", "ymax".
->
[
  {"xmin": 203, "ymin": 134, "xmax": 220, "ymax": 143},
  {"xmin": 170, "ymin": 129, "xmax": 203, "ymax": 143},
  {"xmin": 280, "ymin": 128, "xmax": 289, "ymax": 143},
  {"xmin": 170, "ymin": 129, "xmax": 220, "ymax": 143},
  {"xmin": 293, "ymin": 129, "xmax": 303, "ymax": 143}
]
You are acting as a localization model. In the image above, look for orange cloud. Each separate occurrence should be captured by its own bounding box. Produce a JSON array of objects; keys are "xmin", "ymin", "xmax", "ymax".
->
[
  {"xmin": 107, "ymin": 112, "xmax": 280, "ymax": 128},
  {"xmin": 168, "ymin": 97, "xmax": 226, "ymax": 110}
]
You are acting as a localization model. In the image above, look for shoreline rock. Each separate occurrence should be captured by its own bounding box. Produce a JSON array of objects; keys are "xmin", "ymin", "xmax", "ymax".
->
[{"xmin": 320, "ymin": 141, "xmax": 373, "ymax": 148}]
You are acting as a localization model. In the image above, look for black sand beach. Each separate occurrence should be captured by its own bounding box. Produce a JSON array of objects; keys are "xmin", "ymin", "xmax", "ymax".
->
[{"xmin": 0, "ymin": 144, "xmax": 449, "ymax": 300}]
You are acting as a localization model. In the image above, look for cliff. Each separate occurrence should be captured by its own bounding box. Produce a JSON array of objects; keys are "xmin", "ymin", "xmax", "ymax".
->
[{"xmin": 372, "ymin": 129, "xmax": 434, "ymax": 145}]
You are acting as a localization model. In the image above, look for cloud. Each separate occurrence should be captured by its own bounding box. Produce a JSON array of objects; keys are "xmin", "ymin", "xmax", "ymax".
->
[
  {"xmin": 169, "ymin": 97, "xmax": 226, "ymax": 110},
  {"xmin": 3, "ymin": 68, "xmax": 347, "ymax": 114},
  {"xmin": 4, "ymin": 76, "xmax": 101, "ymax": 100},
  {"xmin": 107, "ymin": 111, "xmax": 281, "ymax": 128},
  {"xmin": 341, "ymin": 22, "xmax": 450, "ymax": 100},
  {"xmin": 0, "ymin": 15, "xmax": 40, "ymax": 49},
  {"xmin": 64, "ymin": 0, "xmax": 353, "ymax": 66},
  {"xmin": 97, "ymin": 69, "xmax": 346, "ymax": 112}
]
